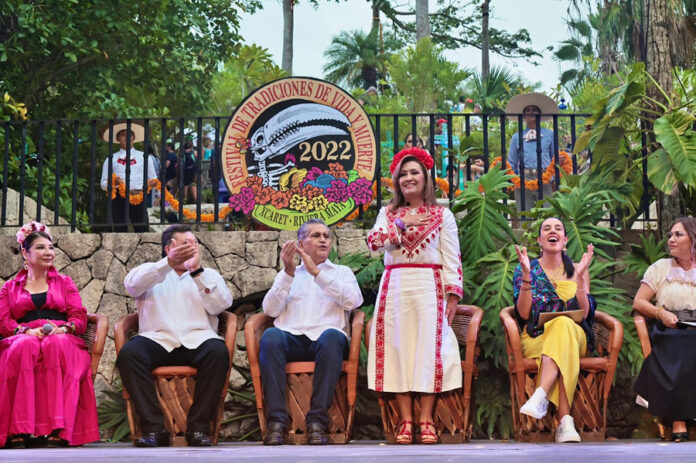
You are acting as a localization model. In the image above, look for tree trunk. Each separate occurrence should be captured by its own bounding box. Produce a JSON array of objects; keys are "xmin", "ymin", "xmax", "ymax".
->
[
  {"xmin": 282, "ymin": 0, "xmax": 294, "ymax": 74},
  {"xmin": 645, "ymin": 0, "xmax": 678, "ymax": 235},
  {"xmin": 416, "ymin": 0, "xmax": 430, "ymax": 40},
  {"xmin": 481, "ymin": 0, "xmax": 490, "ymax": 81},
  {"xmin": 371, "ymin": 0, "xmax": 381, "ymax": 35}
]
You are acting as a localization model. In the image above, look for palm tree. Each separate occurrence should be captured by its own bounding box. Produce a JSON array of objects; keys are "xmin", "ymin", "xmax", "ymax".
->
[
  {"xmin": 465, "ymin": 66, "xmax": 525, "ymax": 113},
  {"xmin": 323, "ymin": 29, "xmax": 387, "ymax": 90}
]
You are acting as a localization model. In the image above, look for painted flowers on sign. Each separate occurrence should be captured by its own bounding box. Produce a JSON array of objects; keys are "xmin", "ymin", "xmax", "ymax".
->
[{"xmin": 221, "ymin": 77, "xmax": 377, "ymax": 230}]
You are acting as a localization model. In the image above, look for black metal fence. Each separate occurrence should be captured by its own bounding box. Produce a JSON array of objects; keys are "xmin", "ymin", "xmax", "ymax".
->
[{"xmin": 0, "ymin": 113, "xmax": 653, "ymax": 231}]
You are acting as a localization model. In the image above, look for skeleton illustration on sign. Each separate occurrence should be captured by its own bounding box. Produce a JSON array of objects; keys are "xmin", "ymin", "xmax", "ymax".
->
[{"xmin": 247, "ymin": 103, "xmax": 351, "ymax": 188}]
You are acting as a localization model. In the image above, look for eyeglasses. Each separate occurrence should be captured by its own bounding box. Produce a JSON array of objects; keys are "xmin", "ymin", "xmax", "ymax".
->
[{"xmin": 667, "ymin": 231, "xmax": 688, "ymax": 239}]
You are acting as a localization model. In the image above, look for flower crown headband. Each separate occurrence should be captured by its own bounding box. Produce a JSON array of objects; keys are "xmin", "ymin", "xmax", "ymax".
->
[
  {"xmin": 389, "ymin": 147, "xmax": 434, "ymax": 175},
  {"xmin": 16, "ymin": 221, "xmax": 52, "ymax": 246}
]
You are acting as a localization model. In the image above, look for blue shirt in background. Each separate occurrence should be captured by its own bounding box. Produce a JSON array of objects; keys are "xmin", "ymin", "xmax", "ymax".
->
[{"xmin": 507, "ymin": 127, "xmax": 555, "ymax": 174}]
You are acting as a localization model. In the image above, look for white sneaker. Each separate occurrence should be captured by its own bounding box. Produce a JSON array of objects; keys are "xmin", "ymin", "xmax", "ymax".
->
[
  {"xmin": 555, "ymin": 415, "xmax": 581, "ymax": 443},
  {"xmin": 519, "ymin": 387, "xmax": 548, "ymax": 419}
]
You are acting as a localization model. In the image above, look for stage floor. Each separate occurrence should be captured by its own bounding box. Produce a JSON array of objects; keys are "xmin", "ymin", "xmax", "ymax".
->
[{"xmin": 0, "ymin": 440, "xmax": 692, "ymax": 462}]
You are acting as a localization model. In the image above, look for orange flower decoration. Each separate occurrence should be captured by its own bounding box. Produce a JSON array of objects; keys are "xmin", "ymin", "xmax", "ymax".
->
[
  {"xmin": 489, "ymin": 150, "xmax": 573, "ymax": 191},
  {"xmin": 271, "ymin": 190, "xmax": 290, "ymax": 209},
  {"xmin": 256, "ymin": 187, "xmax": 274, "ymax": 205},
  {"xmin": 327, "ymin": 162, "xmax": 348, "ymax": 179}
]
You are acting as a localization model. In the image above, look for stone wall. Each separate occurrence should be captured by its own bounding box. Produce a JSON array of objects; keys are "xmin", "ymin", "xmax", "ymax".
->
[{"xmin": 0, "ymin": 228, "xmax": 370, "ymax": 438}]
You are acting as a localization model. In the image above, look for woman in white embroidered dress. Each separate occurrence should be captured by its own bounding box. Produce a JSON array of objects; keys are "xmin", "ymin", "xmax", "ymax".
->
[
  {"xmin": 366, "ymin": 147, "xmax": 463, "ymax": 445},
  {"xmin": 634, "ymin": 216, "xmax": 696, "ymax": 442}
]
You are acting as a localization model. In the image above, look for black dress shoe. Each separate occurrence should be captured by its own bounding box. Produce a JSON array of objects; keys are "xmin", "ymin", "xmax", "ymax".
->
[
  {"xmin": 263, "ymin": 421, "xmax": 286, "ymax": 446},
  {"xmin": 186, "ymin": 431, "xmax": 212, "ymax": 447},
  {"xmin": 307, "ymin": 422, "xmax": 328, "ymax": 445},
  {"xmin": 135, "ymin": 430, "xmax": 171, "ymax": 447}
]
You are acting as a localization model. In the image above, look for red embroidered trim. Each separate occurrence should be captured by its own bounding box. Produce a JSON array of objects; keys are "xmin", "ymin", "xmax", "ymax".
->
[
  {"xmin": 445, "ymin": 284, "xmax": 463, "ymax": 298},
  {"xmin": 385, "ymin": 263, "xmax": 442, "ymax": 270},
  {"xmin": 374, "ymin": 268, "xmax": 392, "ymax": 392},
  {"xmin": 387, "ymin": 205, "xmax": 443, "ymax": 259},
  {"xmin": 367, "ymin": 227, "xmax": 387, "ymax": 251},
  {"xmin": 433, "ymin": 268, "xmax": 445, "ymax": 393}
]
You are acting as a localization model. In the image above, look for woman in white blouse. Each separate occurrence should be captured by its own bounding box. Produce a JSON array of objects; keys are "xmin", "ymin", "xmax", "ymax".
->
[{"xmin": 634, "ymin": 216, "xmax": 696, "ymax": 442}]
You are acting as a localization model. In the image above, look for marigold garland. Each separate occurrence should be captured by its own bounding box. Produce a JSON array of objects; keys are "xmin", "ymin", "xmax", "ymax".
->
[
  {"xmin": 110, "ymin": 175, "xmax": 233, "ymax": 222},
  {"xmin": 489, "ymin": 150, "xmax": 573, "ymax": 191}
]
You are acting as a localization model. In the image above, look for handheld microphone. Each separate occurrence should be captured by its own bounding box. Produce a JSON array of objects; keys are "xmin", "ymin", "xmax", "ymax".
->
[{"xmin": 42, "ymin": 323, "xmax": 53, "ymax": 335}]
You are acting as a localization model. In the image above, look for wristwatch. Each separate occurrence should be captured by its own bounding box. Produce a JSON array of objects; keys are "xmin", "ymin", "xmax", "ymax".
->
[{"xmin": 190, "ymin": 267, "xmax": 204, "ymax": 278}]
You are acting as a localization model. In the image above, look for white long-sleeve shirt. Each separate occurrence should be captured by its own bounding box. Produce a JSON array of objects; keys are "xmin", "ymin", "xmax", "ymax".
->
[
  {"xmin": 100, "ymin": 148, "xmax": 157, "ymax": 191},
  {"xmin": 124, "ymin": 257, "xmax": 233, "ymax": 352},
  {"xmin": 262, "ymin": 259, "xmax": 363, "ymax": 341}
]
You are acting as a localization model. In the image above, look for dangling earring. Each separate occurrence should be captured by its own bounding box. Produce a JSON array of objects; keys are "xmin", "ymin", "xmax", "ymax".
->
[
  {"xmin": 562, "ymin": 245, "xmax": 567, "ymax": 251},
  {"xmin": 23, "ymin": 261, "xmax": 28, "ymax": 270}
]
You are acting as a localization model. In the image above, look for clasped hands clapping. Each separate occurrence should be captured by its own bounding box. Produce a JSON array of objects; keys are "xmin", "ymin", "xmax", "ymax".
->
[{"xmin": 280, "ymin": 240, "xmax": 319, "ymax": 277}]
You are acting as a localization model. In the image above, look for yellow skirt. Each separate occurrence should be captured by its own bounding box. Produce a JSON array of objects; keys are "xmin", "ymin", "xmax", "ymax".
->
[{"xmin": 520, "ymin": 316, "xmax": 587, "ymax": 406}]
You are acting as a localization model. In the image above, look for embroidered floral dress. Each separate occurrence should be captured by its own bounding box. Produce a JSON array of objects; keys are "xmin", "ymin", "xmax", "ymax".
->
[{"xmin": 366, "ymin": 204, "xmax": 463, "ymax": 393}]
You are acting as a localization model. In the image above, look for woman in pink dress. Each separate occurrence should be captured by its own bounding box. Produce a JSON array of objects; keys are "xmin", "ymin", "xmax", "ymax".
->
[{"xmin": 0, "ymin": 222, "xmax": 99, "ymax": 448}]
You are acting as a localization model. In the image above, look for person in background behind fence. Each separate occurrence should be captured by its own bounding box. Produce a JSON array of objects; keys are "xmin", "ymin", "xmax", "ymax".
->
[
  {"xmin": 505, "ymin": 93, "xmax": 558, "ymax": 214},
  {"xmin": 99, "ymin": 121, "xmax": 157, "ymax": 232}
]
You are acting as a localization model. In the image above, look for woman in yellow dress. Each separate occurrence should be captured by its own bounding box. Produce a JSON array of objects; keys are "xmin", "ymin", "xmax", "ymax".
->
[{"xmin": 513, "ymin": 217, "xmax": 595, "ymax": 442}]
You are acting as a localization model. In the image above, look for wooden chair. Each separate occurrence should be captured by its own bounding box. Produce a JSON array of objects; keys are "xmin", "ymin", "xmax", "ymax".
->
[
  {"xmin": 114, "ymin": 311, "xmax": 237, "ymax": 447},
  {"xmin": 82, "ymin": 313, "xmax": 109, "ymax": 382},
  {"xmin": 245, "ymin": 309, "xmax": 365, "ymax": 444},
  {"xmin": 364, "ymin": 305, "xmax": 483, "ymax": 443},
  {"xmin": 500, "ymin": 306, "xmax": 623, "ymax": 442}
]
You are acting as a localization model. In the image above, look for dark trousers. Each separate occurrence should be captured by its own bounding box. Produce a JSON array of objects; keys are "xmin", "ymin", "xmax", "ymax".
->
[
  {"xmin": 110, "ymin": 196, "xmax": 149, "ymax": 232},
  {"xmin": 116, "ymin": 336, "xmax": 229, "ymax": 434},
  {"xmin": 259, "ymin": 328, "xmax": 348, "ymax": 428}
]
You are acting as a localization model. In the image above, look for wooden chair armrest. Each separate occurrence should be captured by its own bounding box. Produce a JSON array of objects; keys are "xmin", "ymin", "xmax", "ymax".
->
[
  {"xmin": 456, "ymin": 305, "xmax": 483, "ymax": 370},
  {"xmin": 633, "ymin": 313, "xmax": 652, "ymax": 358},
  {"xmin": 244, "ymin": 313, "xmax": 274, "ymax": 371},
  {"xmin": 218, "ymin": 311, "xmax": 238, "ymax": 368},
  {"xmin": 593, "ymin": 310, "xmax": 624, "ymax": 400},
  {"xmin": 594, "ymin": 310, "xmax": 624, "ymax": 358},
  {"xmin": 347, "ymin": 309, "xmax": 365, "ymax": 366},
  {"xmin": 500, "ymin": 307, "xmax": 525, "ymax": 368},
  {"xmin": 363, "ymin": 317, "xmax": 372, "ymax": 351},
  {"xmin": 85, "ymin": 313, "xmax": 108, "ymax": 382},
  {"xmin": 114, "ymin": 313, "xmax": 139, "ymax": 355}
]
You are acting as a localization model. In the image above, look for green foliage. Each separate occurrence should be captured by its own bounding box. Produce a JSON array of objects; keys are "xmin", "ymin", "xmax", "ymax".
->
[
  {"xmin": 97, "ymin": 379, "xmax": 130, "ymax": 442},
  {"xmin": 452, "ymin": 166, "xmax": 516, "ymax": 262},
  {"xmin": 622, "ymin": 234, "xmax": 668, "ymax": 279},
  {"xmin": 378, "ymin": 0, "xmax": 541, "ymax": 61},
  {"xmin": 208, "ymin": 44, "xmax": 286, "ymax": 116},
  {"xmin": 323, "ymin": 29, "xmax": 388, "ymax": 90},
  {"xmin": 1, "ymin": 0, "xmax": 261, "ymax": 118},
  {"xmin": 474, "ymin": 369, "xmax": 513, "ymax": 439},
  {"xmin": 388, "ymin": 38, "xmax": 470, "ymax": 113},
  {"xmin": 1, "ymin": 93, "xmax": 27, "ymax": 121},
  {"xmin": 576, "ymin": 62, "xmax": 696, "ymax": 218},
  {"xmin": 464, "ymin": 66, "xmax": 527, "ymax": 113}
]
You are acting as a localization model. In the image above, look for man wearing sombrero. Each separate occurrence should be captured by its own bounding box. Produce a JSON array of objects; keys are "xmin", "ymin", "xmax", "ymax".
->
[
  {"xmin": 505, "ymin": 93, "xmax": 558, "ymax": 213},
  {"xmin": 99, "ymin": 121, "xmax": 158, "ymax": 232}
]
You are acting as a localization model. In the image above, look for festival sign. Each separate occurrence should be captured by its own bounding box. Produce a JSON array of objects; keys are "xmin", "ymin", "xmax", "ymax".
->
[{"xmin": 220, "ymin": 77, "xmax": 377, "ymax": 230}]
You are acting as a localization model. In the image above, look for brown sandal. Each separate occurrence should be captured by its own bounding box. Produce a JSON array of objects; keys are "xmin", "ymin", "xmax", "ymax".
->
[{"xmin": 395, "ymin": 420, "xmax": 413, "ymax": 444}]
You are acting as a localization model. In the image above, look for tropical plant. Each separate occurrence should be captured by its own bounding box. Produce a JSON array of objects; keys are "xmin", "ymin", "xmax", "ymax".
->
[
  {"xmin": 463, "ymin": 66, "xmax": 526, "ymax": 113},
  {"xmin": 574, "ymin": 62, "xmax": 696, "ymax": 220},
  {"xmin": 621, "ymin": 233, "xmax": 668, "ymax": 279},
  {"xmin": 388, "ymin": 38, "xmax": 470, "ymax": 113},
  {"xmin": 323, "ymin": 29, "xmax": 388, "ymax": 90},
  {"xmin": 97, "ymin": 378, "xmax": 130, "ymax": 442},
  {"xmin": 208, "ymin": 44, "xmax": 286, "ymax": 116}
]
